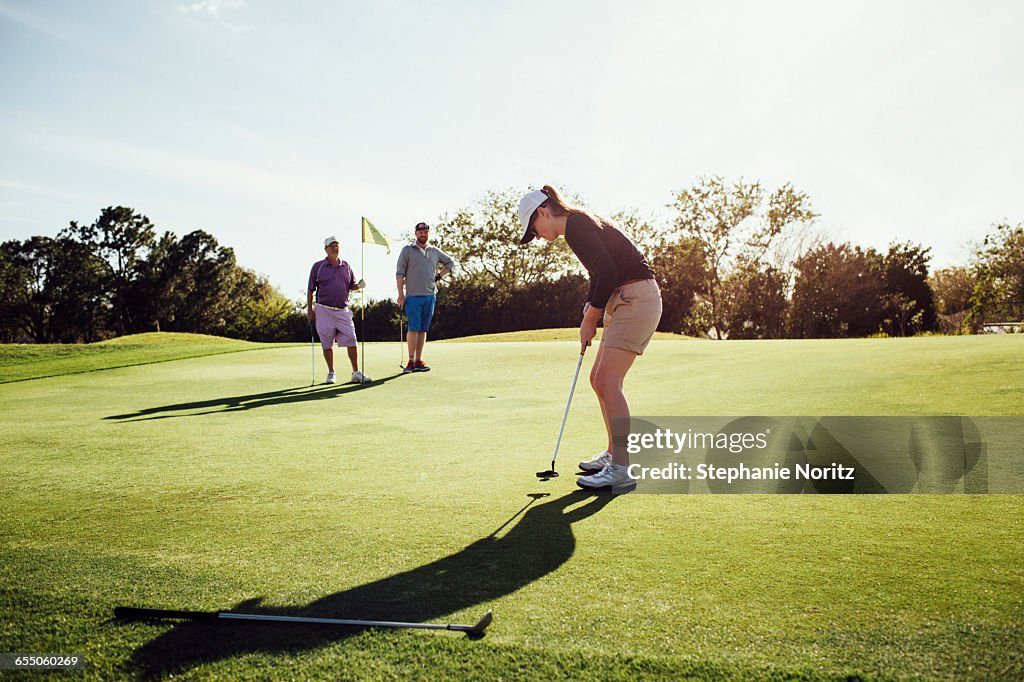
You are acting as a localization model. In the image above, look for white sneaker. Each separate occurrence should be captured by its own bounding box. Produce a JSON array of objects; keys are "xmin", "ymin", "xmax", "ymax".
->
[
  {"xmin": 578, "ymin": 450, "xmax": 611, "ymax": 472},
  {"xmin": 325, "ymin": 371, "xmax": 336, "ymax": 384},
  {"xmin": 577, "ymin": 463, "xmax": 636, "ymax": 494},
  {"xmin": 351, "ymin": 370, "xmax": 372, "ymax": 383}
]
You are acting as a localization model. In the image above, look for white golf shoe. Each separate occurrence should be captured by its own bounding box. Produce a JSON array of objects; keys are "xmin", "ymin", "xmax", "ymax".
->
[
  {"xmin": 578, "ymin": 450, "xmax": 611, "ymax": 472},
  {"xmin": 325, "ymin": 371, "xmax": 337, "ymax": 384},
  {"xmin": 351, "ymin": 370, "xmax": 372, "ymax": 383},
  {"xmin": 577, "ymin": 462, "xmax": 636, "ymax": 494}
]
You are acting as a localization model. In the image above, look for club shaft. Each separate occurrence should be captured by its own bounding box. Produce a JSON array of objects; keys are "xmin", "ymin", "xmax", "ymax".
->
[
  {"xmin": 551, "ymin": 353, "xmax": 585, "ymax": 466},
  {"xmin": 220, "ymin": 613, "xmax": 460, "ymax": 630},
  {"xmin": 115, "ymin": 606, "xmax": 483, "ymax": 633},
  {"xmin": 115, "ymin": 607, "xmax": 216, "ymax": 621}
]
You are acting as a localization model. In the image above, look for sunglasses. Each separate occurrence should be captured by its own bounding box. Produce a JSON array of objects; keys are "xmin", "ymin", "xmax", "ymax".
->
[{"xmin": 525, "ymin": 209, "xmax": 543, "ymax": 241}]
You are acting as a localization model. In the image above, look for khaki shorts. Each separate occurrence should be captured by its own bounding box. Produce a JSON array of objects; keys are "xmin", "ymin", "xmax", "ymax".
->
[{"xmin": 601, "ymin": 278, "xmax": 662, "ymax": 355}]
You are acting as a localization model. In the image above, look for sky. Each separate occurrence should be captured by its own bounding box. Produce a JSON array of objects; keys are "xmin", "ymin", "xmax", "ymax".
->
[{"xmin": 1, "ymin": 0, "xmax": 1022, "ymax": 303}]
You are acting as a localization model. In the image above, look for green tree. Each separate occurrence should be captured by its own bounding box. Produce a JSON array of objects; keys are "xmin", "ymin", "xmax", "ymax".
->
[
  {"xmin": 163, "ymin": 230, "xmax": 238, "ymax": 334},
  {"xmin": 931, "ymin": 267, "xmax": 975, "ymax": 315},
  {"xmin": 609, "ymin": 209, "xmax": 663, "ymax": 255},
  {"xmin": 881, "ymin": 292, "xmax": 924, "ymax": 338},
  {"xmin": 721, "ymin": 260, "xmax": 789, "ymax": 339},
  {"xmin": 668, "ymin": 176, "xmax": 816, "ymax": 338},
  {"xmin": 611, "ymin": 209, "xmax": 709, "ymax": 335},
  {"xmin": 929, "ymin": 266, "xmax": 975, "ymax": 334},
  {"xmin": 46, "ymin": 239, "xmax": 110, "ymax": 342},
  {"xmin": 128, "ymin": 231, "xmax": 181, "ymax": 333},
  {"xmin": 60, "ymin": 206, "xmax": 156, "ymax": 335},
  {"xmin": 647, "ymin": 237, "xmax": 708, "ymax": 334},
  {"xmin": 1, "ymin": 237, "xmax": 113, "ymax": 343},
  {"xmin": 224, "ymin": 269, "xmax": 298, "ymax": 342},
  {"xmin": 790, "ymin": 242, "xmax": 885, "ymax": 338},
  {"xmin": 970, "ymin": 221, "xmax": 1024, "ymax": 324},
  {"xmin": 3, "ymin": 213, "xmax": 303, "ymax": 342},
  {"xmin": 0, "ymin": 238, "xmax": 49, "ymax": 342},
  {"xmin": 879, "ymin": 242, "xmax": 936, "ymax": 336},
  {"xmin": 682, "ymin": 299, "xmax": 715, "ymax": 338}
]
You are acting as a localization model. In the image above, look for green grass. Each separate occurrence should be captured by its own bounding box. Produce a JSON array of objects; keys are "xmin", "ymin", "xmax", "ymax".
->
[
  {"xmin": 0, "ymin": 332, "xmax": 288, "ymax": 384},
  {"xmin": 1, "ymin": 333, "xmax": 1022, "ymax": 680},
  {"xmin": 441, "ymin": 327, "xmax": 691, "ymax": 342}
]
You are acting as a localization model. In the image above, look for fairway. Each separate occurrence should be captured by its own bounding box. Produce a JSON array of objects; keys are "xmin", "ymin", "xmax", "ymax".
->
[{"xmin": 2, "ymin": 334, "xmax": 1023, "ymax": 680}]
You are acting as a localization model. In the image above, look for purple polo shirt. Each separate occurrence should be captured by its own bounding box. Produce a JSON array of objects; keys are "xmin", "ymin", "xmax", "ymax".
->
[{"xmin": 308, "ymin": 258, "xmax": 356, "ymax": 308}]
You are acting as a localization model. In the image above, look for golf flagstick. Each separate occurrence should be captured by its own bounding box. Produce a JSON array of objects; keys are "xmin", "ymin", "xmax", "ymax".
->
[
  {"xmin": 360, "ymin": 235, "xmax": 365, "ymax": 382},
  {"xmin": 357, "ymin": 216, "xmax": 393, "ymax": 381},
  {"xmin": 114, "ymin": 606, "xmax": 493, "ymax": 639}
]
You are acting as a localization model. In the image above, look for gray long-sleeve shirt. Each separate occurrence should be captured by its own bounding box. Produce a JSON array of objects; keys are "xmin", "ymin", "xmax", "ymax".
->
[{"xmin": 396, "ymin": 244, "xmax": 455, "ymax": 296}]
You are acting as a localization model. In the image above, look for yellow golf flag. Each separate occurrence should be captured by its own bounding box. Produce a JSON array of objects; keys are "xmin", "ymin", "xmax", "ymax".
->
[{"xmin": 361, "ymin": 217, "xmax": 391, "ymax": 255}]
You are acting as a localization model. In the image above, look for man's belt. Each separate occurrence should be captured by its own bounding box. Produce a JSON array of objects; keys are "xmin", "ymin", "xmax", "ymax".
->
[{"xmin": 317, "ymin": 303, "xmax": 348, "ymax": 311}]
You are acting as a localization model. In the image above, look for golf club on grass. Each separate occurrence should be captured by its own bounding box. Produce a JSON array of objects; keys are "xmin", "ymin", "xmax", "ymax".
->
[
  {"xmin": 114, "ymin": 606, "xmax": 493, "ymax": 640},
  {"xmin": 536, "ymin": 347, "xmax": 586, "ymax": 480}
]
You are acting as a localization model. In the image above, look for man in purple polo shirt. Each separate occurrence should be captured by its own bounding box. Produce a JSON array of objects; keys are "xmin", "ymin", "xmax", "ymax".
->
[{"xmin": 307, "ymin": 236, "xmax": 371, "ymax": 384}]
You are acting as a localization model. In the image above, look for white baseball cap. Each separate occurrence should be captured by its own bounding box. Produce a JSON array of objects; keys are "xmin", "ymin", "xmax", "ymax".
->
[
  {"xmin": 324, "ymin": 236, "xmax": 339, "ymax": 247},
  {"xmin": 517, "ymin": 190, "xmax": 548, "ymax": 244}
]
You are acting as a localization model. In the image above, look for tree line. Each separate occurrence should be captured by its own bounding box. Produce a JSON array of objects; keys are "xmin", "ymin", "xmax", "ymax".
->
[
  {"xmin": 2, "ymin": 180, "xmax": 1021, "ymax": 344},
  {"xmin": 414, "ymin": 179, "xmax": 1022, "ymax": 340},
  {"xmin": 0, "ymin": 207, "xmax": 304, "ymax": 343}
]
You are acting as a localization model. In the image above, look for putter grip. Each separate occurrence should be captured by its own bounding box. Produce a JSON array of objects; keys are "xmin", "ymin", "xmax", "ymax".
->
[{"xmin": 114, "ymin": 606, "xmax": 219, "ymax": 622}]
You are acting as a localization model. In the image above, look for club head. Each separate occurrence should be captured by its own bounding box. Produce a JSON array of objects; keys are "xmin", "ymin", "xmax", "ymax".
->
[
  {"xmin": 536, "ymin": 470, "xmax": 559, "ymax": 480},
  {"xmin": 464, "ymin": 610, "xmax": 493, "ymax": 639}
]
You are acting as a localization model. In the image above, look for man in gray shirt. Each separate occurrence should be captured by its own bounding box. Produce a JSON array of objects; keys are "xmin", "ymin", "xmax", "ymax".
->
[{"xmin": 396, "ymin": 222, "xmax": 455, "ymax": 373}]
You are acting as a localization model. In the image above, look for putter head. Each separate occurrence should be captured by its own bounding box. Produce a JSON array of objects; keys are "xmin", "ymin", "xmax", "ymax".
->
[
  {"xmin": 535, "ymin": 470, "xmax": 559, "ymax": 480},
  {"xmin": 464, "ymin": 610, "xmax": 493, "ymax": 639}
]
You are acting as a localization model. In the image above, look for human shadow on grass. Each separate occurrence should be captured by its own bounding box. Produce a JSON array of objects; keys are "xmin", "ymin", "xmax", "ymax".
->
[
  {"xmin": 104, "ymin": 372, "xmax": 406, "ymax": 422},
  {"xmin": 123, "ymin": 489, "xmax": 614, "ymax": 678}
]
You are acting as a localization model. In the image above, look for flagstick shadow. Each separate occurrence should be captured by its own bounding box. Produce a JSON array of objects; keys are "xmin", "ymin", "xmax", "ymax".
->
[{"xmin": 104, "ymin": 373, "xmax": 407, "ymax": 422}]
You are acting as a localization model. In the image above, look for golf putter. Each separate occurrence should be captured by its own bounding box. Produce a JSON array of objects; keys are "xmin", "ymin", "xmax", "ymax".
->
[
  {"xmin": 537, "ymin": 347, "xmax": 586, "ymax": 479},
  {"xmin": 114, "ymin": 606, "xmax": 493, "ymax": 639}
]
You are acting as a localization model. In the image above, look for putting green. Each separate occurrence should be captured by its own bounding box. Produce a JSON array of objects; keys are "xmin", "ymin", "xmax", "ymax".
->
[{"xmin": 1, "ymin": 333, "xmax": 1022, "ymax": 680}]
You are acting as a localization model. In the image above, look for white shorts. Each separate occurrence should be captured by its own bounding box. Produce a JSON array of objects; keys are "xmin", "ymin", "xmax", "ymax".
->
[{"xmin": 315, "ymin": 306, "xmax": 357, "ymax": 349}]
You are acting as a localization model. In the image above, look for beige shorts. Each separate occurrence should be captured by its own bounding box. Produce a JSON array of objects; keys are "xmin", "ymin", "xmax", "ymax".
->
[{"xmin": 601, "ymin": 278, "xmax": 662, "ymax": 355}]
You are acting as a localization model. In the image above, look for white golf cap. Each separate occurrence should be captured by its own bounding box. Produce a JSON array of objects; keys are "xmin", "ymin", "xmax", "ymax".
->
[
  {"xmin": 517, "ymin": 190, "xmax": 548, "ymax": 244},
  {"xmin": 324, "ymin": 236, "xmax": 339, "ymax": 247}
]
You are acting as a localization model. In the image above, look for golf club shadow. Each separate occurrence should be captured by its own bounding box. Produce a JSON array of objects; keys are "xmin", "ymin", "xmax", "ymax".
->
[
  {"xmin": 104, "ymin": 372, "xmax": 406, "ymax": 422},
  {"xmin": 123, "ymin": 489, "xmax": 614, "ymax": 678}
]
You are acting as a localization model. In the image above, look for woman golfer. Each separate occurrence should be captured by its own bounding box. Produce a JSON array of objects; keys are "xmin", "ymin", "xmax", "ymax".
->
[{"xmin": 518, "ymin": 186, "xmax": 662, "ymax": 493}]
